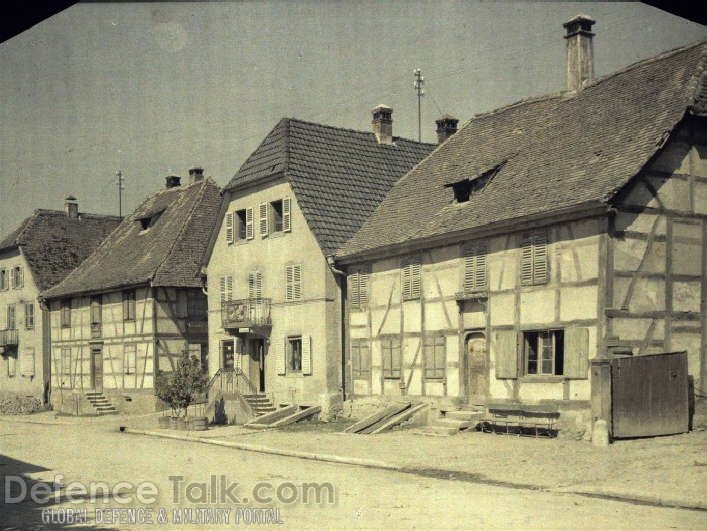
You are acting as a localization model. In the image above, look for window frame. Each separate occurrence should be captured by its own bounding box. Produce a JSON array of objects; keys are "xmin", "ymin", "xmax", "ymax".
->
[
  {"xmin": 24, "ymin": 303, "xmax": 34, "ymax": 330},
  {"xmin": 60, "ymin": 300, "xmax": 71, "ymax": 328},
  {"xmin": 523, "ymin": 328, "xmax": 564, "ymax": 377},
  {"xmin": 0, "ymin": 268, "xmax": 7, "ymax": 290},
  {"xmin": 270, "ymin": 199, "xmax": 284, "ymax": 233},
  {"xmin": 122, "ymin": 290, "xmax": 136, "ymax": 321},
  {"xmin": 381, "ymin": 336, "xmax": 402, "ymax": 379},
  {"xmin": 350, "ymin": 339, "xmax": 371, "ymax": 379},
  {"xmin": 7, "ymin": 304, "xmax": 16, "ymax": 330},
  {"xmin": 12, "ymin": 266, "xmax": 23, "ymax": 289},
  {"xmin": 235, "ymin": 209, "xmax": 248, "ymax": 241},
  {"xmin": 7, "ymin": 352, "xmax": 16, "ymax": 377},
  {"xmin": 423, "ymin": 334, "xmax": 446, "ymax": 380},
  {"xmin": 287, "ymin": 336, "xmax": 303, "ymax": 374}
]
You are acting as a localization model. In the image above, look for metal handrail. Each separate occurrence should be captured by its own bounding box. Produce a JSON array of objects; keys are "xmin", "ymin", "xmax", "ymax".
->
[{"xmin": 206, "ymin": 367, "xmax": 260, "ymax": 398}]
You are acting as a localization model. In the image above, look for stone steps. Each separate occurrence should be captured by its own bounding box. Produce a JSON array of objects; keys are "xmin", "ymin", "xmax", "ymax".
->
[
  {"xmin": 85, "ymin": 392, "xmax": 118, "ymax": 416},
  {"xmin": 413, "ymin": 409, "xmax": 484, "ymax": 437}
]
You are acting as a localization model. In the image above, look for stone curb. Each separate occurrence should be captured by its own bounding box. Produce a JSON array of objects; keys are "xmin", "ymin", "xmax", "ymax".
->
[
  {"xmin": 121, "ymin": 427, "xmax": 401, "ymax": 471},
  {"xmin": 121, "ymin": 427, "xmax": 707, "ymax": 513}
]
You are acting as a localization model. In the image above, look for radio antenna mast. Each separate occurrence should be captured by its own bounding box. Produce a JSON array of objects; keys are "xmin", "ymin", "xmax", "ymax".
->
[
  {"xmin": 413, "ymin": 68, "xmax": 425, "ymax": 142},
  {"xmin": 116, "ymin": 171, "xmax": 125, "ymax": 217}
]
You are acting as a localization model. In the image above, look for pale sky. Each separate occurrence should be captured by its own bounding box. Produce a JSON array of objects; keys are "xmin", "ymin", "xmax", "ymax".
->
[{"xmin": 1, "ymin": 1, "xmax": 705, "ymax": 234}]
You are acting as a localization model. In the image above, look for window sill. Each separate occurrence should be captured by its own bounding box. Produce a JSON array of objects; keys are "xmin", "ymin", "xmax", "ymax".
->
[{"xmin": 519, "ymin": 375, "xmax": 566, "ymax": 383}]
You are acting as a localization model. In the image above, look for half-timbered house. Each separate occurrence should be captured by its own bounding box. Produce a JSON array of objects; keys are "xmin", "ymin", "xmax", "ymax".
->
[
  {"xmin": 204, "ymin": 111, "xmax": 435, "ymax": 418},
  {"xmin": 337, "ymin": 21, "xmax": 707, "ymax": 421},
  {"xmin": 41, "ymin": 170, "xmax": 220, "ymax": 415},
  {"xmin": 0, "ymin": 198, "xmax": 120, "ymax": 404}
]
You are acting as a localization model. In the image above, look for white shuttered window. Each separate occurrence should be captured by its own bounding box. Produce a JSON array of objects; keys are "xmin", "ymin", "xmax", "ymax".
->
[
  {"xmin": 520, "ymin": 230, "xmax": 549, "ymax": 286},
  {"xmin": 463, "ymin": 241, "xmax": 488, "ymax": 293},
  {"xmin": 285, "ymin": 265, "xmax": 302, "ymax": 301},
  {"xmin": 225, "ymin": 212, "xmax": 234, "ymax": 244},
  {"xmin": 349, "ymin": 267, "xmax": 370, "ymax": 309},
  {"xmin": 220, "ymin": 276, "xmax": 233, "ymax": 303},
  {"xmin": 401, "ymin": 257, "xmax": 422, "ymax": 300}
]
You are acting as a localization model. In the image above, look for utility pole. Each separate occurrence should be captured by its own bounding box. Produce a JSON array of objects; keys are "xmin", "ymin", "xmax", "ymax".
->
[
  {"xmin": 116, "ymin": 171, "xmax": 124, "ymax": 217},
  {"xmin": 413, "ymin": 68, "xmax": 425, "ymax": 142}
]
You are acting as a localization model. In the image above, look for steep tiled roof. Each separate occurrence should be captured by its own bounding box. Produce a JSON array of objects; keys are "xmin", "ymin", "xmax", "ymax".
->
[
  {"xmin": 0, "ymin": 210, "xmax": 121, "ymax": 291},
  {"xmin": 42, "ymin": 178, "xmax": 221, "ymax": 299},
  {"xmin": 224, "ymin": 118, "xmax": 435, "ymax": 255},
  {"xmin": 339, "ymin": 42, "xmax": 707, "ymax": 260}
]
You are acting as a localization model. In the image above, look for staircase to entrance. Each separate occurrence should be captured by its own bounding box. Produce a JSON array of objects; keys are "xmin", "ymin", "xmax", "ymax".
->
[
  {"xmin": 206, "ymin": 367, "xmax": 276, "ymax": 423},
  {"xmin": 85, "ymin": 392, "xmax": 118, "ymax": 416}
]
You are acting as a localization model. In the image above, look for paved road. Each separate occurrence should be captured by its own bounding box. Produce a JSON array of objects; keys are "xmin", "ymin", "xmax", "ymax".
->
[{"xmin": 1, "ymin": 420, "xmax": 704, "ymax": 529}]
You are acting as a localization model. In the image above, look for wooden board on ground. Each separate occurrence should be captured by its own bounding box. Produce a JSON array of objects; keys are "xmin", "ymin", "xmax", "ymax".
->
[{"xmin": 344, "ymin": 402, "xmax": 412, "ymax": 434}]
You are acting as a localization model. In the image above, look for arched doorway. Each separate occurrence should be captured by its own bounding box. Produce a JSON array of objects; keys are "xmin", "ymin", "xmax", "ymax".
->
[{"xmin": 465, "ymin": 331, "xmax": 488, "ymax": 399}]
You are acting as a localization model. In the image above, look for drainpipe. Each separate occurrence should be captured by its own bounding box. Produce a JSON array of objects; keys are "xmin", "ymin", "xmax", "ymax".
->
[
  {"xmin": 327, "ymin": 255, "xmax": 348, "ymax": 402},
  {"xmin": 199, "ymin": 267, "xmax": 208, "ymax": 296}
]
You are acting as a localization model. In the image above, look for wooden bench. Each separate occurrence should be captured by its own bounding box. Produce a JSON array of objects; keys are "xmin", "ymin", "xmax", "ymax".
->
[{"xmin": 481, "ymin": 403, "xmax": 560, "ymax": 438}]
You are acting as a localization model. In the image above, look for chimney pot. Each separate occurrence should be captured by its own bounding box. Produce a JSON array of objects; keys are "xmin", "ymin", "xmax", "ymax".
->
[
  {"xmin": 371, "ymin": 104, "xmax": 393, "ymax": 145},
  {"xmin": 564, "ymin": 14, "xmax": 595, "ymax": 92},
  {"xmin": 435, "ymin": 115, "xmax": 459, "ymax": 144},
  {"xmin": 165, "ymin": 175, "xmax": 181, "ymax": 188},
  {"xmin": 188, "ymin": 166, "xmax": 204, "ymax": 184},
  {"xmin": 65, "ymin": 195, "xmax": 79, "ymax": 218}
]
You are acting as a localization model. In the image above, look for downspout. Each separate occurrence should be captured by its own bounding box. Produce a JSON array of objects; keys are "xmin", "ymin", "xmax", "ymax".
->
[{"xmin": 327, "ymin": 255, "xmax": 348, "ymax": 402}]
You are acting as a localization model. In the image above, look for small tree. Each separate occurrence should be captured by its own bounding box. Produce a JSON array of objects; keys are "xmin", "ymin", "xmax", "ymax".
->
[{"xmin": 154, "ymin": 355, "xmax": 207, "ymax": 417}]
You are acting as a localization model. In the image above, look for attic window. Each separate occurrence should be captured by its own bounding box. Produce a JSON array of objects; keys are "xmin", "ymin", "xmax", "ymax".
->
[
  {"xmin": 445, "ymin": 161, "xmax": 506, "ymax": 203},
  {"xmin": 137, "ymin": 210, "xmax": 163, "ymax": 232}
]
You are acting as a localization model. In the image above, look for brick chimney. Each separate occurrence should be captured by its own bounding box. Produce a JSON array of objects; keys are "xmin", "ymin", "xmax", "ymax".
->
[
  {"xmin": 188, "ymin": 166, "xmax": 204, "ymax": 184},
  {"xmin": 564, "ymin": 14, "xmax": 595, "ymax": 92},
  {"xmin": 435, "ymin": 115, "xmax": 459, "ymax": 144},
  {"xmin": 372, "ymin": 104, "xmax": 393, "ymax": 145},
  {"xmin": 165, "ymin": 175, "xmax": 181, "ymax": 188},
  {"xmin": 64, "ymin": 195, "xmax": 78, "ymax": 218}
]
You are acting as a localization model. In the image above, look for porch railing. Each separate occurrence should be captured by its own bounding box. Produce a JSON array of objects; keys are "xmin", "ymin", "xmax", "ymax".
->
[
  {"xmin": 221, "ymin": 298, "xmax": 271, "ymax": 330},
  {"xmin": 206, "ymin": 367, "xmax": 259, "ymax": 398},
  {"xmin": 0, "ymin": 329, "xmax": 18, "ymax": 347}
]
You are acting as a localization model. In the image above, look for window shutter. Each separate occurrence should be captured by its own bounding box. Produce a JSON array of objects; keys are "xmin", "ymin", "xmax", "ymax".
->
[
  {"xmin": 18, "ymin": 268, "xmax": 23, "ymax": 288},
  {"xmin": 225, "ymin": 212, "xmax": 234, "ymax": 244},
  {"xmin": 520, "ymin": 233, "xmax": 534, "ymax": 286},
  {"xmin": 402, "ymin": 257, "xmax": 421, "ymax": 300},
  {"xmin": 21, "ymin": 348, "xmax": 35, "ymax": 377},
  {"xmin": 564, "ymin": 327, "xmax": 589, "ymax": 379},
  {"xmin": 285, "ymin": 266, "xmax": 294, "ymax": 301},
  {"xmin": 349, "ymin": 272, "xmax": 359, "ymax": 307},
  {"xmin": 226, "ymin": 276, "xmax": 232, "ymax": 302},
  {"xmin": 463, "ymin": 242, "xmax": 488, "ymax": 292},
  {"xmin": 410, "ymin": 259, "xmax": 422, "ymax": 299},
  {"xmin": 259, "ymin": 202, "xmax": 269, "ymax": 236},
  {"xmin": 293, "ymin": 265, "xmax": 302, "ymax": 300},
  {"xmin": 301, "ymin": 335, "xmax": 312, "ymax": 375},
  {"xmin": 358, "ymin": 269, "xmax": 369, "ymax": 306},
  {"xmin": 248, "ymin": 271, "xmax": 262, "ymax": 299},
  {"xmin": 282, "ymin": 197, "xmax": 291, "ymax": 232},
  {"xmin": 276, "ymin": 337, "xmax": 286, "ymax": 375},
  {"xmin": 248, "ymin": 272, "xmax": 255, "ymax": 299},
  {"xmin": 245, "ymin": 207, "xmax": 254, "ymax": 240},
  {"xmin": 220, "ymin": 276, "xmax": 226, "ymax": 303},
  {"xmin": 494, "ymin": 329, "xmax": 519, "ymax": 379},
  {"xmin": 532, "ymin": 231, "xmax": 548, "ymax": 284}
]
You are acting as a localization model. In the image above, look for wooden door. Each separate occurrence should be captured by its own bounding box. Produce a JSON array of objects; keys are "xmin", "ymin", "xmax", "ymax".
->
[
  {"xmin": 248, "ymin": 339, "xmax": 265, "ymax": 393},
  {"xmin": 465, "ymin": 332, "xmax": 487, "ymax": 398},
  {"xmin": 91, "ymin": 347, "xmax": 103, "ymax": 391},
  {"xmin": 222, "ymin": 340, "xmax": 235, "ymax": 370}
]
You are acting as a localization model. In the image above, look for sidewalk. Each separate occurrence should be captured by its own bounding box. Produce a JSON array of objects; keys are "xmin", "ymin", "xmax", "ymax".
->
[{"xmin": 120, "ymin": 418, "xmax": 707, "ymax": 511}]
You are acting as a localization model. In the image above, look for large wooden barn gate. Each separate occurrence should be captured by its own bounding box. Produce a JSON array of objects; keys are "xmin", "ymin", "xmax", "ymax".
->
[{"xmin": 591, "ymin": 351, "xmax": 689, "ymax": 438}]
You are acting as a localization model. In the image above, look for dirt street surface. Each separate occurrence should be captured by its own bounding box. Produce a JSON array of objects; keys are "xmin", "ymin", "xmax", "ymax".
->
[{"xmin": 1, "ymin": 419, "xmax": 705, "ymax": 529}]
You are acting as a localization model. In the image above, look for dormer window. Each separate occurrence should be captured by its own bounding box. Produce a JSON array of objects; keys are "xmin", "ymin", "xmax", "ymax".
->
[
  {"xmin": 450, "ymin": 180, "xmax": 472, "ymax": 203},
  {"xmin": 137, "ymin": 210, "xmax": 163, "ymax": 233},
  {"xmin": 445, "ymin": 160, "xmax": 506, "ymax": 204}
]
